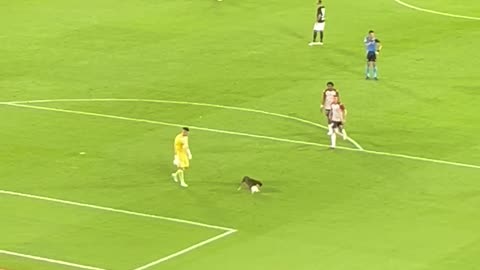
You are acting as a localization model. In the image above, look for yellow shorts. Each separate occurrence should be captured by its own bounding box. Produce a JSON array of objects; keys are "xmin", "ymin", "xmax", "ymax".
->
[{"xmin": 174, "ymin": 153, "xmax": 189, "ymax": 168}]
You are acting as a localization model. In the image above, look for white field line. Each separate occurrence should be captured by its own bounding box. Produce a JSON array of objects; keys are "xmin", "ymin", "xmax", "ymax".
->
[
  {"xmin": 0, "ymin": 249, "xmax": 105, "ymax": 270},
  {"xmin": 4, "ymin": 102, "xmax": 357, "ymax": 151},
  {"xmin": 360, "ymin": 149, "xmax": 480, "ymax": 169},
  {"xmin": 3, "ymin": 98, "xmax": 364, "ymax": 150},
  {"xmin": 132, "ymin": 230, "xmax": 236, "ymax": 270},
  {"xmin": 394, "ymin": 0, "xmax": 480, "ymax": 21},
  {"xmin": 0, "ymin": 190, "xmax": 236, "ymax": 232},
  {"xmin": 3, "ymin": 101, "xmax": 480, "ymax": 170}
]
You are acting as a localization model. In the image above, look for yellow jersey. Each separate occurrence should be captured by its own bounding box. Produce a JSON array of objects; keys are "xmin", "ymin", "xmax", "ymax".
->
[{"xmin": 174, "ymin": 133, "xmax": 189, "ymax": 154}]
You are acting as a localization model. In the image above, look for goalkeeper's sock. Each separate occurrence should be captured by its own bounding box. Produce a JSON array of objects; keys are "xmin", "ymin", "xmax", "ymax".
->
[
  {"xmin": 178, "ymin": 170, "xmax": 188, "ymax": 186},
  {"xmin": 320, "ymin": 31, "xmax": 324, "ymax": 42},
  {"xmin": 171, "ymin": 171, "xmax": 178, "ymax": 182}
]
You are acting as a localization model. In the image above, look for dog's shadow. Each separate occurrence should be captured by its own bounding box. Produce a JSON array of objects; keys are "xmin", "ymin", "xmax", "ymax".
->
[{"xmin": 200, "ymin": 181, "xmax": 282, "ymax": 194}]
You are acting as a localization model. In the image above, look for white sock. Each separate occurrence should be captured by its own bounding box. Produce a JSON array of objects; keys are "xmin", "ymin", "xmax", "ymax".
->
[
  {"xmin": 342, "ymin": 129, "xmax": 347, "ymax": 140},
  {"xmin": 328, "ymin": 123, "xmax": 333, "ymax": 134},
  {"xmin": 330, "ymin": 132, "xmax": 336, "ymax": 148}
]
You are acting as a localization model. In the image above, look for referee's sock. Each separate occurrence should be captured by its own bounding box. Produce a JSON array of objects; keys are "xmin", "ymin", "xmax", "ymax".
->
[
  {"xmin": 373, "ymin": 67, "xmax": 378, "ymax": 78},
  {"xmin": 366, "ymin": 65, "xmax": 370, "ymax": 77}
]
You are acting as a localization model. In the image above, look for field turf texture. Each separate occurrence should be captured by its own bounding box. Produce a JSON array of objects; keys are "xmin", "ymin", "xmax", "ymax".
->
[{"xmin": 1, "ymin": 0, "xmax": 480, "ymax": 270}]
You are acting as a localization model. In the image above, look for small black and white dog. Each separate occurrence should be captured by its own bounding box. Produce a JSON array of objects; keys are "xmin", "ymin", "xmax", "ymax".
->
[{"xmin": 237, "ymin": 176, "xmax": 263, "ymax": 194}]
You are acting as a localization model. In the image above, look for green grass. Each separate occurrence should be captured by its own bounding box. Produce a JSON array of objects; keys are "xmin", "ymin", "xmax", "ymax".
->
[{"xmin": 1, "ymin": 0, "xmax": 480, "ymax": 270}]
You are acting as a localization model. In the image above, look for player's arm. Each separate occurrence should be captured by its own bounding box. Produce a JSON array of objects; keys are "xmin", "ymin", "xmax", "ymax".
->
[
  {"xmin": 375, "ymin": 39, "xmax": 382, "ymax": 53},
  {"xmin": 340, "ymin": 105, "xmax": 347, "ymax": 122},
  {"xmin": 321, "ymin": 91, "xmax": 326, "ymax": 110},
  {"xmin": 183, "ymin": 144, "xmax": 192, "ymax": 159},
  {"xmin": 183, "ymin": 139, "xmax": 192, "ymax": 159}
]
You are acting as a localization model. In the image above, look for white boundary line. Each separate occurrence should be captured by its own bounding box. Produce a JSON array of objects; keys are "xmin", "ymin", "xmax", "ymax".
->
[
  {"xmin": 0, "ymin": 189, "xmax": 236, "ymax": 270},
  {"xmin": 2, "ymin": 98, "xmax": 364, "ymax": 150},
  {"xmin": 2, "ymin": 99, "xmax": 480, "ymax": 169},
  {"xmin": 0, "ymin": 249, "xmax": 106, "ymax": 270},
  {"xmin": 394, "ymin": 0, "xmax": 480, "ymax": 21},
  {"xmin": 0, "ymin": 190, "xmax": 236, "ymax": 232},
  {"xmin": 4, "ymin": 102, "xmax": 358, "ymax": 151},
  {"xmin": 132, "ymin": 230, "xmax": 236, "ymax": 270}
]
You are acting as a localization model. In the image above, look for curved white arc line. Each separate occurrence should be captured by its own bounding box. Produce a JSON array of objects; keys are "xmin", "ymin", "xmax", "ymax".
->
[
  {"xmin": 7, "ymin": 103, "xmax": 358, "ymax": 151},
  {"xmin": 5, "ymin": 98, "xmax": 364, "ymax": 150},
  {"xmin": 394, "ymin": 0, "xmax": 480, "ymax": 21}
]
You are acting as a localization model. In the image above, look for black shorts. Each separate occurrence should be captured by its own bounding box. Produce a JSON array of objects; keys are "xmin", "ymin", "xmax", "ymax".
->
[
  {"xmin": 366, "ymin": 51, "xmax": 377, "ymax": 62},
  {"xmin": 324, "ymin": 109, "xmax": 331, "ymax": 117},
  {"xmin": 332, "ymin": 121, "xmax": 344, "ymax": 130}
]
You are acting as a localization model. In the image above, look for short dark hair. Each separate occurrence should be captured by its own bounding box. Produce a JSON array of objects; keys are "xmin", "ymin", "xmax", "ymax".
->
[
  {"xmin": 318, "ymin": 0, "xmax": 322, "ymax": 3},
  {"xmin": 182, "ymin": 127, "xmax": 190, "ymax": 132},
  {"xmin": 369, "ymin": 30, "xmax": 375, "ymax": 34},
  {"xmin": 327, "ymin": 81, "xmax": 334, "ymax": 86}
]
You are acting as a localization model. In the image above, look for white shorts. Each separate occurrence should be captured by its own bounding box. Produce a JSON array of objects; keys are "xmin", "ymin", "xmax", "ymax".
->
[{"xmin": 313, "ymin": 22, "xmax": 325, "ymax": 31}]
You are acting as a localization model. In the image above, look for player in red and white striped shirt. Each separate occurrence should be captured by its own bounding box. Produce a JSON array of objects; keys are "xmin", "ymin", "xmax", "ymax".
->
[{"xmin": 328, "ymin": 96, "xmax": 347, "ymax": 148}]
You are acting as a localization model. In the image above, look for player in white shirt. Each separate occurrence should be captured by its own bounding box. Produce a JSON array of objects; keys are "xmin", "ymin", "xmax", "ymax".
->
[
  {"xmin": 321, "ymin": 81, "xmax": 340, "ymax": 135},
  {"xmin": 328, "ymin": 96, "xmax": 347, "ymax": 148}
]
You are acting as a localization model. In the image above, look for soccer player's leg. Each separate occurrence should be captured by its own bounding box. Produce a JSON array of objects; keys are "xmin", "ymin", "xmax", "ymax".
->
[
  {"xmin": 335, "ymin": 124, "xmax": 348, "ymax": 140},
  {"xmin": 330, "ymin": 122, "xmax": 339, "ymax": 148},
  {"xmin": 325, "ymin": 110, "xmax": 333, "ymax": 135},
  {"xmin": 172, "ymin": 155, "xmax": 180, "ymax": 182},
  {"xmin": 317, "ymin": 23, "xmax": 325, "ymax": 44},
  {"xmin": 373, "ymin": 61, "xmax": 378, "ymax": 80},
  {"xmin": 366, "ymin": 54, "xmax": 372, "ymax": 79},
  {"xmin": 177, "ymin": 153, "xmax": 189, "ymax": 187}
]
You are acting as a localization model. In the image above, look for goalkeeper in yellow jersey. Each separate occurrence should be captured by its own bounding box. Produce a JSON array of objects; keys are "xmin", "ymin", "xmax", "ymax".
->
[{"xmin": 171, "ymin": 127, "xmax": 192, "ymax": 187}]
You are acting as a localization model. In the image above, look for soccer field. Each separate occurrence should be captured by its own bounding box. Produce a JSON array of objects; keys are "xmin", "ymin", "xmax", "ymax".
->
[{"xmin": 1, "ymin": 0, "xmax": 480, "ymax": 269}]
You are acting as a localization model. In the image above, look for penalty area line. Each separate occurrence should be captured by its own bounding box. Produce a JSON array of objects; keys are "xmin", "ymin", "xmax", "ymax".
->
[
  {"xmin": 3, "ymin": 102, "xmax": 480, "ymax": 170},
  {"xmin": 4, "ymin": 98, "xmax": 364, "ymax": 150},
  {"xmin": 132, "ymin": 230, "xmax": 236, "ymax": 270},
  {"xmin": 0, "ymin": 190, "xmax": 235, "ymax": 231},
  {"xmin": 0, "ymin": 189, "xmax": 237, "ymax": 270},
  {"xmin": 4, "ymin": 102, "xmax": 357, "ymax": 151},
  {"xmin": 0, "ymin": 250, "xmax": 105, "ymax": 270}
]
